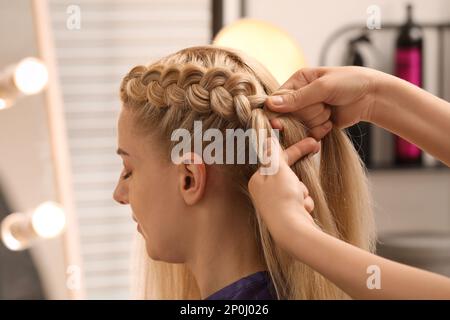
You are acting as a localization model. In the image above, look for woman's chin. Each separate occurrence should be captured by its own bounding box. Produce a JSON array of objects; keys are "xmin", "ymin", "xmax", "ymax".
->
[
  {"xmin": 144, "ymin": 241, "xmax": 158, "ymax": 260},
  {"xmin": 144, "ymin": 242, "xmax": 184, "ymax": 263}
]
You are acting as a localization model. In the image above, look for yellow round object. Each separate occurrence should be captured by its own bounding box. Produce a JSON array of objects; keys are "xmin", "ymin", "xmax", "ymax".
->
[{"xmin": 213, "ymin": 18, "xmax": 306, "ymax": 85}]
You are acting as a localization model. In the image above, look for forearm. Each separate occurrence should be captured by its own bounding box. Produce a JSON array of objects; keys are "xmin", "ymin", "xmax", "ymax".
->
[
  {"xmin": 292, "ymin": 224, "xmax": 450, "ymax": 299},
  {"xmin": 370, "ymin": 73, "xmax": 450, "ymax": 166}
]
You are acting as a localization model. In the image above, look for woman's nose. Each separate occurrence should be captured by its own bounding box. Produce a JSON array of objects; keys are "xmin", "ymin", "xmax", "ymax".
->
[{"xmin": 113, "ymin": 182, "xmax": 129, "ymax": 205}]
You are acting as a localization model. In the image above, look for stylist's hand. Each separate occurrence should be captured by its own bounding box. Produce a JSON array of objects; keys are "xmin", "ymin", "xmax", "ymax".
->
[
  {"xmin": 248, "ymin": 137, "xmax": 321, "ymax": 256},
  {"xmin": 266, "ymin": 66, "xmax": 383, "ymax": 139}
]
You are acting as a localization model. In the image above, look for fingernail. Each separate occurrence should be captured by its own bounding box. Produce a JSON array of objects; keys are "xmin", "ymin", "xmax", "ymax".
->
[{"xmin": 269, "ymin": 96, "xmax": 283, "ymax": 106}]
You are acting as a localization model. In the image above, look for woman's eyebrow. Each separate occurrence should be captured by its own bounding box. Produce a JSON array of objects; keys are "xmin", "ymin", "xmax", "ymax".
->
[{"xmin": 116, "ymin": 148, "xmax": 130, "ymax": 156}]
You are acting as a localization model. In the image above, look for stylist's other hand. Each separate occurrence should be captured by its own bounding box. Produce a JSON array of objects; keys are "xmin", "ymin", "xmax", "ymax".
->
[
  {"xmin": 248, "ymin": 137, "xmax": 320, "ymax": 255},
  {"xmin": 266, "ymin": 66, "xmax": 382, "ymax": 139}
]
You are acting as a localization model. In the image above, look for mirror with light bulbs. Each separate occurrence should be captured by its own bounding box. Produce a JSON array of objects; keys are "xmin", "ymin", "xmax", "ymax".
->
[{"xmin": 0, "ymin": 0, "xmax": 81, "ymax": 299}]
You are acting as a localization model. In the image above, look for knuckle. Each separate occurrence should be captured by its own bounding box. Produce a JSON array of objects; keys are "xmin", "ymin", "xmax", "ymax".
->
[
  {"xmin": 319, "ymin": 108, "xmax": 332, "ymax": 123},
  {"xmin": 315, "ymin": 78, "xmax": 327, "ymax": 91},
  {"xmin": 317, "ymin": 103, "xmax": 325, "ymax": 113},
  {"xmin": 285, "ymin": 91, "xmax": 298, "ymax": 105},
  {"xmin": 297, "ymin": 68, "xmax": 317, "ymax": 82},
  {"xmin": 294, "ymin": 68, "xmax": 309, "ymax": 80}
]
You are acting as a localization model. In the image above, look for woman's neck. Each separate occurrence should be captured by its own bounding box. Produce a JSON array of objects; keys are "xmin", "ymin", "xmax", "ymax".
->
[{"xmin": 186, "ymin": 201, "xmax": 266, "ymax": 299}]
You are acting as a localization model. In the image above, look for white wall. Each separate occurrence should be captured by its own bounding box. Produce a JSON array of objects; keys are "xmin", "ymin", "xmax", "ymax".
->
[
  {"xmin": 370, "ymin": 169, "xmax": 450, "ymax": 233},
  {"xmin": 248, "ymin": 0, "xmax": 450, "ymax": 66}
]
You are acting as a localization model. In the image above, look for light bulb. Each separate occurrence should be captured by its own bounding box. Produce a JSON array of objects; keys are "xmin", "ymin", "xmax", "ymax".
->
[
  {"xmin": 31, "ymin": 201, "xmax": 66, "ymax": 238},
  {"xmin": 214, "ymin": 19, "xmax": 306, "ymax": 84},
  {"xmin": 13, "ymin": 57, "xmax": 48, "ymax": 95},
  {"xmin": 1, "ymin": 213, "xmax": 25, "ymax": 251},
  {"xmin": 0, "ymin": 98, "xmax": 7, "ymax": 110},
  {"xmin": 1, "ymin": 201, "xmax": 66, "ymax": 251}
]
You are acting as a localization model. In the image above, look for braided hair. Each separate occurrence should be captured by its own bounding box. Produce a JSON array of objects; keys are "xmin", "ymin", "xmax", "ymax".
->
[{"xmin": 122, "ymin": 45, "xmax": 375, "ymax": 300}]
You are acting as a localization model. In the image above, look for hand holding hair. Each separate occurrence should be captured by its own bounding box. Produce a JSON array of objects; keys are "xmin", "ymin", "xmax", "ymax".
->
[
  {"xmin": 248, "ymin": 137, "xmax": 320, "ymax": 257},
  {"xmin": 252, "ymin": 66, "xmax": 450, "ymax": 298},
  {"xmin": 266, "ymin": 66, "xmax": 450, "ymax": 166},
  {"xmin": 248, "ymin": 134, "xmax": 450, "ymax": 299}
]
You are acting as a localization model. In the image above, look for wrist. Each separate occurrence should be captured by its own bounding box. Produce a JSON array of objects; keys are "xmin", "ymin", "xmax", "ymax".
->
[
  {"xmin": 365, "ymin": 70, "xmax": 400, "ymax": 126},
  {"xmin": 287, "ymin": 217, "xmax": 327, "ymax": 262}
]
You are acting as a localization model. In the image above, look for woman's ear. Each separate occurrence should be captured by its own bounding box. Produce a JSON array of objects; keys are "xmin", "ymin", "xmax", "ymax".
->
[{"xmin": 177, "ymin": 153, "xmax": 207, "ymax": 205}]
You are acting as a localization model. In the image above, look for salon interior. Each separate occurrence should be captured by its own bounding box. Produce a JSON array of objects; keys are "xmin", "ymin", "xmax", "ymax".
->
[{"xmin": 0, "ymin": 0, "xmax": 449, "ymax": 300}]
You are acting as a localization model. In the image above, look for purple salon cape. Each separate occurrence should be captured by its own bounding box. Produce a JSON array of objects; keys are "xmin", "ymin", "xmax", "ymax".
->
[{"xmin": 205, "ymin": 271, "xmax": 277, "ymax": 300}]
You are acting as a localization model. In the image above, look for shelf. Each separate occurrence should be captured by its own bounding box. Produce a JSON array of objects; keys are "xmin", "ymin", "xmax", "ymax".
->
[{"xmin": 368, "ymin": 164, "xmax": 448, "ymax": 172}]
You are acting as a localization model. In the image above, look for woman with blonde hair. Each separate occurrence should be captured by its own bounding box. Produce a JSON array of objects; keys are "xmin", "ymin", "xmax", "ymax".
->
[{"xmin": 113, "ymin": 45, "xmax": 375, "ymax": 299}]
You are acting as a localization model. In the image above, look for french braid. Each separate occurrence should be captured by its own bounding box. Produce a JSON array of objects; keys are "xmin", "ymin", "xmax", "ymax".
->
[{"xmin": 121, "ymin": 63, "xmax": 275, "ymax": 128}]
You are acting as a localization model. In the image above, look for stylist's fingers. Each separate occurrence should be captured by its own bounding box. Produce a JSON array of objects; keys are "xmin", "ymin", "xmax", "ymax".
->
[
  {"xmin": 266, "ymin": 80, "xmax": 327, "ymax": 112},
  {"xmin": 278, "ymin": 67, "xmax": 327, "ymax": 91},
  {"xmin": 292, "ymin": 103, "xmax": 326, "ymax": 122},
  {"xmin": 283, "ymin": 137, "xmax": 320, "ymax": 166},
  {"xmin": 303, "ymin": 105, "xmax": 332, "ymax": 128},
  {"xmin": 266, "ymin": 71, "xmax": 330, "ymax": 113},
  {"xmin": 262, "ymin": 136, "xmax": 319, "ymax": 167},
  {"xmin": 269, "ymin": 118, "xmax": 283, "ymax": 130},
  {"xmin": 308, "ymin": 121, "xmax": 333, "ymax": 140},
  {"xmin": 269, "ymin": 103, "xmax": 331, "ymax": 132}
]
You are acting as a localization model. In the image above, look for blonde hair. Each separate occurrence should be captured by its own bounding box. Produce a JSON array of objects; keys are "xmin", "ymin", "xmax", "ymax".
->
[{"xmin": 120, "ymin": 45, "xmax": 376, "ymax": 300}]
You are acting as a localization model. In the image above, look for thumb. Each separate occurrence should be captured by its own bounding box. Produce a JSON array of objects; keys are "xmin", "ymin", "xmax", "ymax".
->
[
  {"xmin": 266, "ymin": 79, "xmax": 328, "ymax": 113},
  {"xmin": 284, "ymin": 137, "xmax": 320, "ymax": 166},
  {"xmin": 262, "ymin": 136, "xmax": 320, "ymax": 167}
]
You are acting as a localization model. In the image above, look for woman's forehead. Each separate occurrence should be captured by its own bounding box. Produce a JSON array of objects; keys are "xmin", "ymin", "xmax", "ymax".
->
[
  {"xmin": 117, "ymin": 109, "xmax": 140, "ymax": 156},
  {"xmin": 118, "ymin": 108, "xmax": 160, "ymax": 161}
]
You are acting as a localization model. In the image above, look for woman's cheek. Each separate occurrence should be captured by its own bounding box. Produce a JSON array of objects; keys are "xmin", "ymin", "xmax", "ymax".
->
[{"xmin": 131, "ymin": 177, "xmax": 154, "ymax": 224}]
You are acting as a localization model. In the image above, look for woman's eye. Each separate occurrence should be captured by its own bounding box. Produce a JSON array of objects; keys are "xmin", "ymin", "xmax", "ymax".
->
[{"xmin": 122, "ymin": 170, "xmax": 132, "ymax": 180}]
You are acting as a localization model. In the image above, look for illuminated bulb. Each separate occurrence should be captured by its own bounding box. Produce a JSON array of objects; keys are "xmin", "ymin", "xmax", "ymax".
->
[
  {"xmin": 214, "ymin": 18, "xmax": 306, "ymax": 84},
  {"xmin": 1, "ymin": 213, "xmax": 25, "ymax": 251},
  {"xmin": 13, "ymin": 57, "xmax": 48, "ymax": 95},
  {"xmin": 1, "ymin": 201, "xmax": 66, "ymax": 251},
  {"xmin": 0, "ymin": 98, "xmax": 7, "ymax": 110},
  {"xmin": 31, "ymin": 201, "xmax": 66, "ymax": 238}
]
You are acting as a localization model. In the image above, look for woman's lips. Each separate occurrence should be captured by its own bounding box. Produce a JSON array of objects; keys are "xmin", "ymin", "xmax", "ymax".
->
[{"xmin": 132, "ymin": 215, "xmax": 141, "ymax": 232}]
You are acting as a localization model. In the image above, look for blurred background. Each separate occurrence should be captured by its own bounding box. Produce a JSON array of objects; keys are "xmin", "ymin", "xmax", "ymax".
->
[{"xmin": 0, "ymin": 0, "xmax": 449, "ymax": 299}]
